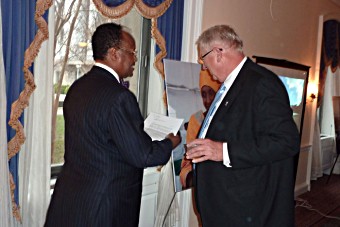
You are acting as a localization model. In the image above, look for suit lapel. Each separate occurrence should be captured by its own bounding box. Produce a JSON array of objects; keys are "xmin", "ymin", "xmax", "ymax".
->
[{"xmin": 217, "ymin": 58, "xmax": 252, "ymax": 113}]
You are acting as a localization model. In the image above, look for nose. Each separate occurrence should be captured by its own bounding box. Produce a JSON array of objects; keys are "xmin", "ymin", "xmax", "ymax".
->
[
  {"xmin": 205, "ymin": 93, "xmax": 216, "ymax": 109},
  {"xmin": 207, "ymin": 94, "xmax": 214, "ymax": 104}
]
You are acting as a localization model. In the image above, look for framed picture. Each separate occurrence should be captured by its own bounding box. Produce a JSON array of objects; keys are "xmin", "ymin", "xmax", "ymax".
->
[
  {"xmin": 253, "ymin": 56, "xmax": 310, "ymax": 135},
  {"xmin": 253, "ymin": 56, "xmax": 310, "ymax": 180}
]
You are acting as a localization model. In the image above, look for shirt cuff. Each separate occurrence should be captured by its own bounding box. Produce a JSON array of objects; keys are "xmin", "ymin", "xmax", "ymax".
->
[{"xmin": 222, "ymin": 142, "xmax": 232, "ymax": 167}]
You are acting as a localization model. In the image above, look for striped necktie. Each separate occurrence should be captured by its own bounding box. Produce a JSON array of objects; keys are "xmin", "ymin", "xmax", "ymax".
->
[{"xmin": 198, "ymin": 83, "xmax": 226, "ymax": 138}]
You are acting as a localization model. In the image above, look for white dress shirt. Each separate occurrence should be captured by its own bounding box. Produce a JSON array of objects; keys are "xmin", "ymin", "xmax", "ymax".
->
[{"xmin": 201, "ymin": 57, "xmax": 247, "ymax": 167}]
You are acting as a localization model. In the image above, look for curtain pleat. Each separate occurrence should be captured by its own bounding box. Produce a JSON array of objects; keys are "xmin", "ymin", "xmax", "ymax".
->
[{"xmin": 19, "ymin": 18, "xmax": 54, "ymax": 226}]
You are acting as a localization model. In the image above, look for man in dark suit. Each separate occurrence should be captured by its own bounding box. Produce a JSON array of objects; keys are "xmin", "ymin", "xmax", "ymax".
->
[
  {"xmin": 44, "ymin": 23, "xmax": 181, "ymax": 227},
  {"xmin": 185, "ymin": 25, "xmax": 300, "ymax": 226}
]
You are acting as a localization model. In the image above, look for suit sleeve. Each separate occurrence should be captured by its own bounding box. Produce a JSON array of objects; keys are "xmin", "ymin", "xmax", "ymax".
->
[
  {"xmin": 227, "ymin": 75, "xmax": 300, "ymax": 169},
  {"xmin": 108, "ymin": 91, "xmax": 173, "ymax": 168}
]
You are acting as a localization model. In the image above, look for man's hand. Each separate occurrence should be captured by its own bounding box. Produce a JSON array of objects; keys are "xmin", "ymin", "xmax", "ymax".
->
[
  {"xmin": 166, "ymin": 133, "xmax": 181, "ymax": 149},
  {"xmin": 185, "ymin": 138, "xmax": 223, "ymax": 163}
]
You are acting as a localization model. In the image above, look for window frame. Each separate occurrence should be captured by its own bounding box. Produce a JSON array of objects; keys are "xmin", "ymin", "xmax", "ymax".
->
[{"xmin": 51, "ymin": 10, "xmax": 152, "ymax": 180}]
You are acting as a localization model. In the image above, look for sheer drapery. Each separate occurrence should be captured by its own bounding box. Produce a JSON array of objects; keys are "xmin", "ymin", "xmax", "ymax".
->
[
  {"xmin": 313, "ymin": 18, "xmax": 340, "ymax": 179},
  {"xmin": 180, "ymin": 0, "xmax": 203, "ymax": 63},
  {"xmin": 316, "ymin": 67, "xmax": 340, "ymax": 177},
  {"xmin": 311, "ymin": 116, "xmax": 323, "ymax": 180},
  {"xmin": 2, "ymin": 0, "xmax": 53, "ymax": 223},
  {"xmin": 18, "ymin": 17, "xmax": 54, "ymax": 225},
  {"xmin": 18, "ymin": 7, "xmax": 54, "ymax": 226}
]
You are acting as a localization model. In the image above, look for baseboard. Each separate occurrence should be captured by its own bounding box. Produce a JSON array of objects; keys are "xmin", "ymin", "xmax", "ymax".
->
[{"xmin": 294, "ymin": 182, "xmax": 309, "ymax": 197}]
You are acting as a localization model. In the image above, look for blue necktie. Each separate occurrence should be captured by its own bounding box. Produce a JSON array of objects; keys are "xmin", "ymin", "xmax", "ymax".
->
[
  {"xmin": 192, "ymin": 83, "xmax": 226, "ymax": 172},
  {"xmin": 198, "ymin": 83, "xmax": 226, "ymax": 138}
]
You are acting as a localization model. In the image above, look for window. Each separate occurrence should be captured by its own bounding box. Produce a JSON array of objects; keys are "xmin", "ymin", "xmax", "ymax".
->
[{"xmin": 51, "ymin": 0, "xmax": 151, "ymax": 177}]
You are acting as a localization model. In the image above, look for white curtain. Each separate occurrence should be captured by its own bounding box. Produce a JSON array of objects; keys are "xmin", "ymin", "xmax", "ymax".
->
[
  {"xmin": 180, "ymin": 0, "xmax": 203, "ymax": 63},
  {"xmin": 147, "ymin": 38, "xmax": 167, "ymax": 116},
  {"xmin": 311, "ymin": 117, "xmax": 323, "ymax": 180},
  {"xmin": 0, "ymin": 2, "xmax": 15, "ymax": 225},
  {"xmin": 313, "ymin": 66, "xmax": 340, "ymax": 179},
  {"xmin": 18, "ymin": 6, "xmax": 54, "ymax": 227},
  {"xmin": 312, "ymin": 67, "xmax": 335, "ymax": 180}
]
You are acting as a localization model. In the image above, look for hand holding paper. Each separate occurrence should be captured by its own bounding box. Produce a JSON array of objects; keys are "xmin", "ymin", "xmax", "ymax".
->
[
  {"xmin": 144, "ymin": 112, "xmax": 183, "ymax": 141},
  {"xmin": 166, "ymin": 133, "xmax": 182, "ymax": 149}
]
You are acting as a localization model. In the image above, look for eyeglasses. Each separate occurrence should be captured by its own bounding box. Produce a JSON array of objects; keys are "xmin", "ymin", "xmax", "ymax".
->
[
  {"xmin": 198, "ymin": 48, "xmax": 223, "ymax": 64},
  {"xmin": 119, "ymin": 47, "xmax": 138, "ymax": 58}
]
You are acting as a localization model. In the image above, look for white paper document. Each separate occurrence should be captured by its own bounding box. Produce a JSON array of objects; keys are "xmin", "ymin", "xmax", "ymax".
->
[{"xmin": 144, "ymin": 112, "xmax": 183, "ymax": 141}]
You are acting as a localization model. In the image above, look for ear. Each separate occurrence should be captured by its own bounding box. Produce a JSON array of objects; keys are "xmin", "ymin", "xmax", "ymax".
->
[
  {"xmin": 216, "ymin": 50, "xmax": 222, "ymax": 62},
  {"xmin": 108, "ymin": 47, "xmax": 119, "ymax": 61}
]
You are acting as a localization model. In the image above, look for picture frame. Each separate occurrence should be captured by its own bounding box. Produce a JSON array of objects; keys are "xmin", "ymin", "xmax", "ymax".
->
[
  {"xmin": 253, "ymin": 56, "xmax": 310, "ymax": 181},
  {"xmin": 253, "ymin": 56, "xmax": 310, "ymax": 136}
]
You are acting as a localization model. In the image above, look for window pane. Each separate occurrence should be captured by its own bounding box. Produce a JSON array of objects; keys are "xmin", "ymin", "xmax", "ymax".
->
[{"xmin": 52, "ymin": 0, "xmax": 146, "ymax": 165}]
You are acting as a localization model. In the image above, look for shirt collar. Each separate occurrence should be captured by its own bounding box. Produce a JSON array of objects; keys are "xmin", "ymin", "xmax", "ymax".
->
[
  {"xmin": 223, "ymin": 56, "xmax": 247, "ymax": 88},
  {"xmin": 94, "ymin": 62, "xmax": 120, "ymax": 83}
]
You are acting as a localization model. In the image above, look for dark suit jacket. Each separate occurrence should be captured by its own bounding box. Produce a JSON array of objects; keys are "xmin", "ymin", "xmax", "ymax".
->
[
  {"xmin": 44, "ymin": 66, "xmax": 173, "ymax": 227},
  {"xmin": 195, "ymin": 58, "xmax": 300, "ymax": 227}
]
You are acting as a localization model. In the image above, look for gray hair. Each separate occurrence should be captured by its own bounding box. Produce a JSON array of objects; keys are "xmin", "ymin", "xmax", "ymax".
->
[{"xmin": 196, "ymin": 25, "xmax": 243, "ymax": 52}]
